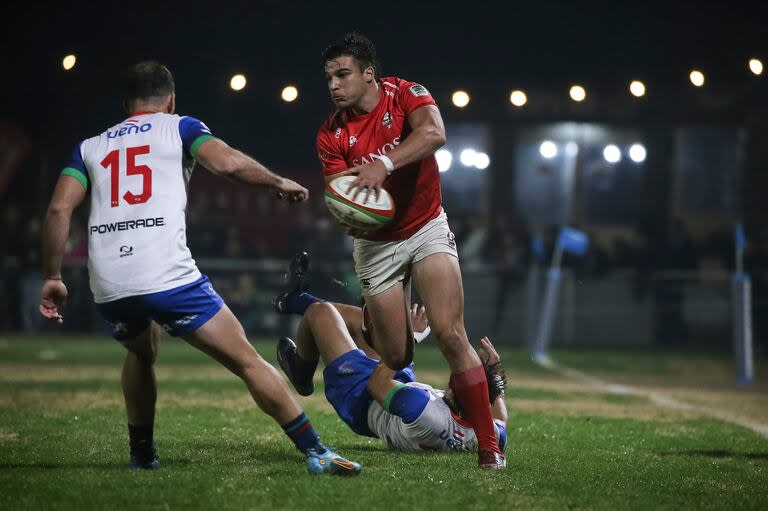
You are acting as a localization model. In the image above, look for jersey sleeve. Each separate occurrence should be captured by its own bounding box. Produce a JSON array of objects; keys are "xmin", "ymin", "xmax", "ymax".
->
[
  {"xmin": 60, "ymin": 142, "xmax": 89, "ymax": 191},
  {"xmin": 384, "ymin": 384, "xmax": 430, "ymax": 424},
  {"xmin": 179, "ymin": 116, "xmax": 215, "ymax": 159},
  {"xmin": 316, "ymin": 127, "xmax": 348, "ymax": 176},
  {"xmin": 397, "ymin": 79, "xmax": 437, "ymax": 116}
]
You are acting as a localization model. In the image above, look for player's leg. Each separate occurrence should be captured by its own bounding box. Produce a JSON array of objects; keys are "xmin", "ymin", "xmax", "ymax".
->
[
  {"xmin": 410, "ymin": 214, "xmax": 505, "ymax": 469},
  {"xmin": 361, "ymin": 285, "xmax": 413, "ymax": 369},
  {"xmin": 119, "ymin": 322, "xmax": 161, "ymax": 469},
  {"xmin": 278, "ymin": 301, "xmax": 370, "ymax": 395},
  {"xmin": 182, "ymin": 303, "xmax": 360, "ymax": 475},
  {"xmin": 96, "ymin": 297, "xmax": 160, "ymax": 470}
]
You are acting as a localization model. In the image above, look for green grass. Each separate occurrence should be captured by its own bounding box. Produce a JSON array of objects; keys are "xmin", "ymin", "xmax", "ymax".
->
[{"xmin": 1, "ymin": 336, "xmax": 767, "ymax": 510}]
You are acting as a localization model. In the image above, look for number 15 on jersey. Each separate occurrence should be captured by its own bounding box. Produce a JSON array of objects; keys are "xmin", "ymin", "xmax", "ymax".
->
[{"xmin": 100, "ymin": 145, "xmax": 153, "ymax": 207}]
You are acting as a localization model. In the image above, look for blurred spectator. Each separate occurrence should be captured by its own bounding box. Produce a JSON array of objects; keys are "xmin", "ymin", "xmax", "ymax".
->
[{"xmin": 1, "ymin": 205, "xmax": 23, "ymax": 330}]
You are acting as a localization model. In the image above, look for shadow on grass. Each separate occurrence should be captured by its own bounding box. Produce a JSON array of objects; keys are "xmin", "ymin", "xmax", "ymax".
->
[{"xmin": 656, "ymin": 449, "xmax": 768, "ymax": 460}]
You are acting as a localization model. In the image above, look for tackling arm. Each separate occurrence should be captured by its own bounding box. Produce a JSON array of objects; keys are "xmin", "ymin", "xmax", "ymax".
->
[{"xmin": 195, "ymin": 138, "xmax": 308, "ymax": 202}]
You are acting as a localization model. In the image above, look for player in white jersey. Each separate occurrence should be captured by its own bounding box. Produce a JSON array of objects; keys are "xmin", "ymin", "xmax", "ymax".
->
[
  {"xmin": 274, "ymin": 252, "xmax": 508, "ymax": 454},
  {"xmin": 38, "ymin": 61, "xmax": 361, "ymax": 476}
]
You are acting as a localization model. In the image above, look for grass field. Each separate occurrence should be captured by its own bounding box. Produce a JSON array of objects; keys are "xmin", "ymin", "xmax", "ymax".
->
[{"xmin": 1, "ymin": 335, "xmax": 767, "ymax": 510}]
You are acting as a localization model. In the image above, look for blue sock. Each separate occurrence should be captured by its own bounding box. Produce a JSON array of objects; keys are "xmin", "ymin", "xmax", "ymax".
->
[
  {"xmin": 287, "ymin": 292, "xmax": 321, "ymax": 315},
  {"xmin": 281, "ymin": 413, "xmax": 325, "ymax": 454}
]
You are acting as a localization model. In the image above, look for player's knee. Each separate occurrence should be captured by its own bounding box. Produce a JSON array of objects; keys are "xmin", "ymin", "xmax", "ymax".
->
[
  {"xmin": 380, "ymin": 348, "xmax": 412, "ymax": 371},
  {"xmin": 305, "ymin": 300, "xmax": 334, "ymax": 320}
]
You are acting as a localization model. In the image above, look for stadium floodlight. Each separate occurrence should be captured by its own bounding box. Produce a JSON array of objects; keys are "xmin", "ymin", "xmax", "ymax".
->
[
  {"xmin": 629, "ymin": 143, "xmax": 647, "ymax": 163},
  {"xmin": 281, "ymin": 85, "xmax": 298, "ymax": 102},
  {"xmin": 603, "ymin": 144, "xmax": 621, "ymax": 163},
  {"xmin": 62, "ymin": 54, "xmax": 76, "ymax": 71},
  {"xmin": 749, "ymin": 58, "xmax": 764, "ymax": 76},
  {"xmin": 629, "ymin": 80, "xmax": 646, "ymax": 97},
  {"xmin": 435, "ymin": 149, "xmax": 453, "ymax": 172},
  {"xmin": 459, "ymin": 148, "xmax": 477, "ymax": 167},
  {"xmin": 569, "ymin": 85, "xmax": 586, "ymax": 102},
  {"xmin": 474, "ymin": 152, "xmax": 490, "ymax": 169},
  {"xmin": 539, "ymin": 141, "xmax": 558, "ymax": 159},
  {"xmin": 230, "ymin": 74, "xmax": 247, "ymax": 91},
  {"xmin": 565, "ymin": 141, "xmax": 579, "ymax": 157},
  {"xmin": 509, "ymin": 90, "xmax": 527, "ymax": 107},
  {"xmin": 452, "ymin": 90, "xmax": 470, "ymax": 108},
  {"xmin": 689, "ymin": 70, "xmax": 705, "ymax": 87}
]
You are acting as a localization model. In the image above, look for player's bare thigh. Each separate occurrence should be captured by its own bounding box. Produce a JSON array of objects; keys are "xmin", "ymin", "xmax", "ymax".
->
[
  {"xmin": 181, "ymin": 304, "xmax": 262, "ymax": 375},
  {"xmin": 303, "ymin": 302, "xmax": 362, "ymax": 364},
  {"xmin": 412, "ymin": 252, "xmax": 478, "ymax": 370},
  {"xmin": 363, "ymin": 283, "xmax": 413, "ymax": 369}
]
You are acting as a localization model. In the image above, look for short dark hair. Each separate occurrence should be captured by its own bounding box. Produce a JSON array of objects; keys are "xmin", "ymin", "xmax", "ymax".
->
[
  {"xmin": 122, "ymin": 61, "xmax": 175, "ymax": 104},
  {"xmin": 322, "ymin": 32, "xmax": 380, "ymax": 75}
]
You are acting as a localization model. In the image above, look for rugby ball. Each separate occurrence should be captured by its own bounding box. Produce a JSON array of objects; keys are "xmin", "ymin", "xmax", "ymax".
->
[{"xmin": 324, "ymin": 175, "xmax": 396, "ymax": 231}]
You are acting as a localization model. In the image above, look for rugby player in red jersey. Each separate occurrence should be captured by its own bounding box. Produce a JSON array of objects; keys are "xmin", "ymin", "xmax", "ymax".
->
[{"xmin": 312, "ymin": 33, "xmax": 504, "ymax": 469}]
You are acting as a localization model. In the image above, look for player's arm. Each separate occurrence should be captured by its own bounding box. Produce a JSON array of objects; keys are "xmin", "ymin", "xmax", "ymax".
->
[
  {"xmin": 179, "ymin": 116, "xmax": 307, "ymax": 202},
  {"xmin": 40, "ymin": 171, "xmax": 87, "ymax": 323},
  {"xmin": 195, "ymin": 138, "xmax": 307, "ymax": 202},
  {"xmin": 347, "ymin": 104, "xmax": 445, "ymax": 199},
  {"xmin": 367, "ymin": 364, "xmax": 429, "ymax": 423},
  {"xmin": 492, "ymin": 392, "xmax": 508, "ymax": 427}
]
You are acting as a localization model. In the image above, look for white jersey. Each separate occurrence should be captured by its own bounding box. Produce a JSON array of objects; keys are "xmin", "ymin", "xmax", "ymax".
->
[
  {"xmin": 366, "ymin": 382, "xmax": 505, "ymax": 453},
  {"xmin": 61, "ymin": 112, "xmax": 214, "ymax": 302}
]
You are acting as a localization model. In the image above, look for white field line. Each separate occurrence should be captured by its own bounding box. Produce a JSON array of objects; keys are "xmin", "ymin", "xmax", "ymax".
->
[{"xmin": 533, "ymin": 355, "xmax": 768, "ymax": 439}]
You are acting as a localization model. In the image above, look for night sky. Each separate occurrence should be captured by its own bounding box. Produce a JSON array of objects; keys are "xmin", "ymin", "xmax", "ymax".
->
[{"xmin": 3, "ymin": 0, "xmax": 767, "ymax": 172}]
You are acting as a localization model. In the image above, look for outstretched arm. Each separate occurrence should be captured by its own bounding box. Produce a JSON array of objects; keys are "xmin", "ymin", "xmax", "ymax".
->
[
  {"xmin": 195, "ymin": 138, "xmax": 308, "ymax": 202},
  {"xmin": 40, "ymin": 175, "xmax": 86, "ymax": 322}
]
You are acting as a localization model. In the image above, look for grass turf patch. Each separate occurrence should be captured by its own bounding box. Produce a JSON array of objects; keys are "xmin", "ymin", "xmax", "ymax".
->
[{"xmin": 1, "ymin": 336, "xmax": 767, "ymax": 510}]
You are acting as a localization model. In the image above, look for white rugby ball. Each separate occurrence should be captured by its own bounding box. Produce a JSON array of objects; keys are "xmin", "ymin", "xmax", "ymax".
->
[{"xmin": 324, "ymin": 175, "xmax": 396, "ymax": 231}]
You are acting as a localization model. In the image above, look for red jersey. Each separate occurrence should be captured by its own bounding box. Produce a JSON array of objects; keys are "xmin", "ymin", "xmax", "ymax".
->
[{"xmin": 316, "ymin": 76, "xmax": 443, "ymax": 241}]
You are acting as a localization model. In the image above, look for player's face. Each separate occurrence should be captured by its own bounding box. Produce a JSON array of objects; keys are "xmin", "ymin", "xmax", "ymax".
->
[{"xmin": 324, "ymin": 56, "xmax": 373, "ymax": 108}]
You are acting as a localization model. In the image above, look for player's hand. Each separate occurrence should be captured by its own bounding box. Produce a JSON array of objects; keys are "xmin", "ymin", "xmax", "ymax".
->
[
  {"xmin": 477, "ymin": 336, "xmax": 501, "ymax": 365},
  {"xmin": 346, "ymin": 161, "xmax": 388, "ymax": 204},
  {"xmin": 275, "ymin": 178, "xmax": 309, "ymax": 203},
  {"xmin": 39, "ymin": 278, "xmax": 68, "ymax": 324},
  {"xmin": 409, "ymin": 303, "xmax": 429, "ymax": 333}
]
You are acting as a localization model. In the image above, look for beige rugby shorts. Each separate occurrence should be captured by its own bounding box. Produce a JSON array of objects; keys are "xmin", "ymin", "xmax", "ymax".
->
[{"xmin": 352, "ymin": 210, "xmax": 459, "ymax": 296}]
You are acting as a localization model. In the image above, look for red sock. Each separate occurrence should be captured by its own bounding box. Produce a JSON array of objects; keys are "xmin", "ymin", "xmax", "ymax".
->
[{"xmin": 450, "ymin": 365, "xmax": 501, "ymax": 454}]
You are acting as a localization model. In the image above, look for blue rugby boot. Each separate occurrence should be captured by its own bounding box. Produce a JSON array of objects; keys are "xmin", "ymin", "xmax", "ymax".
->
[
  {"xmin": 305, "ymin": 447, "xmax": 361, "ymax": 476},
  {"xmin": 129, "ymin": 442, "xmax": 160, "ymax": 470}
]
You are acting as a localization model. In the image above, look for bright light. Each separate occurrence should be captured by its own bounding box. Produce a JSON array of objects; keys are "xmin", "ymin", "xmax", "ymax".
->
[
  {"xmin": 435, "ymin": 149, "xmax": 453, "ymax": 172},
  {"xmin": 603, "ymin": 144, "xmax": 621, "ymax": 163},
  {"xmin": 749, "ymin": 58, "xmax": 764, "ymax": 76},
  {"xmin": 459, "ymin": 148, "xmax": 477, "ymax": 166},
  {"xmin": 629, "ymin": 80, "xmax": 646, "ymax": 97},
  {"xmin": 509, "ymin": 90, "xmax": 527, "ymax": 107},
  {"xmin": 565, "ymin": 142, "xmax": 579, "ymax": 157},
  {"xmin": 281, "ymin": 85, "xmax": 298, "ymax": 102},
  {"xmin": 629, "ymin": 143, "xmax": 647, "ymax": 163},
  {"xmin": 689, "ymin": 70, "xmax": 705, "ymax": 87},
  {"xmin": 474, "ymin": 152, "xmax": 490, "ymax": 170},
  {"xmin": 539, "ymin": 141, "xmax": 558, "ymax": 159},
  {"xmin": 62, "ymin": 54, "xmax": 76, "ymax": 71},
  {"xmin": 230, "ymin": 74, "xmax": 247, "ymax": 91},
  {"xmin": 452, "ymin": 90, "xmax": 470, "ymax": 108},
  {"xmin": 569, "ymin": 85, "xmax": 586, "ymax": 102}
]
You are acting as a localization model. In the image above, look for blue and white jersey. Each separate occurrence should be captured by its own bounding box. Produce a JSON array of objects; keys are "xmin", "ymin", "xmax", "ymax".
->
[
  {"xmin": 366, "ymin": 382, "xmax": 507, "ymax": 453},
  {"xmin": 61, "ymin": 113, "xmax": 214, "ymax": 303}
]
